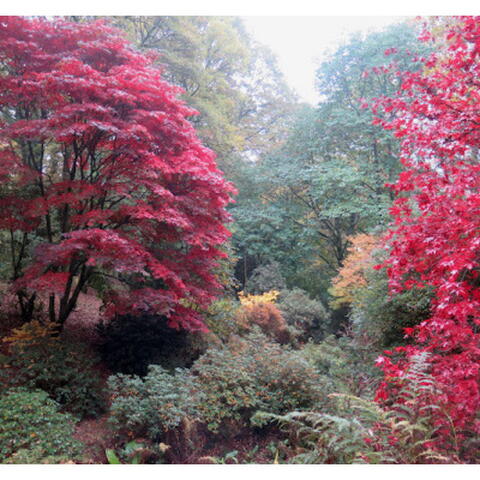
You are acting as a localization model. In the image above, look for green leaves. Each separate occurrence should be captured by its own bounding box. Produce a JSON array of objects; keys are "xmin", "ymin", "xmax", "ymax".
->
[
  {"xmin": 253, "ymin": 354, "xmax": 455, "ymax": 464},
  {"xmin": 105, "ymin": 442, "xmax": 146, "ymax": 464},
  {"xmin": 230, "ymin": 22, "xmax": 428, "ymax": 296},
  {"xmin": 105, "ymin": 449, "xmax": 121, "ymax": 464},
  {"xmin": 108, "ymin": 365, "xmax": 201, "ymax": 440},
  {"xmin": 2, "ymin": 332, "xmax": 106, "ymax": 419},
  {"xmin": 0, "ymin": 388, "xmax": 83, "ymax": 464}
]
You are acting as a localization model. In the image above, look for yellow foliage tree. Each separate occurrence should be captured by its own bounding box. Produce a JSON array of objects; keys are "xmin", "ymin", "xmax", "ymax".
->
[
  {"xmin": 330, "ymin": 234, "xmax": 380, "ymax": 309},
  {"xmin": 238, "ymin": 290, "xmax": 279, "ymax": 307}
]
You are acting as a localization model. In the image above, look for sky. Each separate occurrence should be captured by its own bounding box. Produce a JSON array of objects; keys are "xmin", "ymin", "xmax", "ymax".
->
[{"xmin": 242, "ymin": 16, "xmax": 409, "ymax": 105}]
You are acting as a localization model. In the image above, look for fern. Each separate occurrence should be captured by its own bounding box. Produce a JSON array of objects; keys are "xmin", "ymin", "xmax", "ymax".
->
[{"xmin": 252, "ymin": 353, "xmax": 459, "ymax": 464}]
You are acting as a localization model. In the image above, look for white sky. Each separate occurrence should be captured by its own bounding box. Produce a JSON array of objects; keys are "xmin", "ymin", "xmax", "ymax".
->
[{"xmin": 242, "ymin": 16, "xmax": 408, "ymax": 105}]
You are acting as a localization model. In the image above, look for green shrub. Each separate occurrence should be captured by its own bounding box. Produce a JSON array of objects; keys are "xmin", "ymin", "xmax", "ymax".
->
[
  {"xmin": 0, "ymin": 388, "xmax": 83, "ymax": 464},
  {"xmin": 191, "ymin": 342, "xmax": 258, "ymax": 432},
  {"xmin": 192, "ymin": 331, "xmax": 326, "ymax": 432},
  {"xmin": 203, "ymin": 296, "xmax": 241, "ymax": 342},
  {"xmin": 109, "ymin": 365, "xmax": 203, "ymax": 441},
  {"xmin": 300, "ymin": 334, "xmax": 381, "ymax": 398},
  {"xmin": 109, "ymin": 331, "xmax": 326, "ymax": 439},
  {"xmin": 252, "ymin": 353, "xmax": 458, "ymax": 464},
  {"xmin": 1, "ymin": 323, "xmax": 106, "ymax": 419},
  {"xmin": 277, "ymin": 288, "xmax": 329, "ymax": 340},
  {"xmin": 247, "ymin": 261, "xmax": 287, "ymax": 294},
  {"xmin": 350, "ymin": 267, "xmax": 432, "ymax": 348}
]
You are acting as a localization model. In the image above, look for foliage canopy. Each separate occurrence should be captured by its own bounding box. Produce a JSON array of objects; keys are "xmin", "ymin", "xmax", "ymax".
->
[{"xmin": 0, "ymin": 17, "xmax": 234, "ymax": 330}]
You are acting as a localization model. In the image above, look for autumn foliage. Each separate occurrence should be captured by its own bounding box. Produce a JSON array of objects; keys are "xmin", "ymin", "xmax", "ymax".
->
[
  {"xmin": 330, "ymin": 233, "xmax": 380, "ymax": 308},
  {"xmin": 236, "ymin": 290, "xmax": 291, "ymax": 343},
  {"xmin": 0, "ymin": 17, "xmax": 234, "ymax": 330},
  {"xmin": 372, "ymin": 16, "xmax": 480, "ymax": 447}
]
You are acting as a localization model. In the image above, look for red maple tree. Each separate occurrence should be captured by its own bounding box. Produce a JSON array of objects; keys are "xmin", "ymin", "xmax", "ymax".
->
[
  {"xmin": 0, "ymin": 17, "xmax": 234, "ymax": 331},
  {"xmin": 373, "ymin": 17, "xmax": 480, "ymax": 448}
]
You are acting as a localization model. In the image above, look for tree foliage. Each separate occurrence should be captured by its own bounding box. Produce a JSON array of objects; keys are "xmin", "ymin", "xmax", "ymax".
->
[
  {"xmin": 0, "ymin": 17, "xmax": 234, "ymax": 330},
  {"xmin": 230, "ymin": 22, "xmax": 428, "ymax": 298},
  {"xmin": 330, "ymin": 233, "xmax": 380, "ymax": 308},
  {"xmin": 108, "ymin": 16, "xmax": 297, "ymax": 169},
  {"xmin": 373, "ymin": 16, "xmax": 480, "ymax": 446}
]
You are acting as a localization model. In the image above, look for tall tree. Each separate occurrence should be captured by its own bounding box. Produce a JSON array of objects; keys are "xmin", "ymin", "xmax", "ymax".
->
[
  {"xmin": 374, "ymin": 16, "xmax": 480, "ymax": 448},
  {"xmin": 0, "ymin": 17, "xmax": 234, "ymax": 330}
]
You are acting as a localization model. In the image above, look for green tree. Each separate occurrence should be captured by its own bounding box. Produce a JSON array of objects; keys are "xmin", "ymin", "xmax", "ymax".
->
[
  {"xmin": 231, "ymin": 21, "xmax": 429, "ymax": 298},
  {"xmin": 109, "ymin": 17, "xmax": 296, "ymax": 172}
]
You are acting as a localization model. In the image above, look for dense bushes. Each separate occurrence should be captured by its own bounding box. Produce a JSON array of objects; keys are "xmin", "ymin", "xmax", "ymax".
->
[
  {"xmin": 1, "ymin": 321, "xmax": 106, "ymax": 419},
  {"xmin": 330, "ymin": 232, "xmax": 432, "ymax": 348},
  {"xmin": 203, "ymin": 297, "xmax": 241, "ymax": 343},
  {"xmin": 244, "ymin": 263, "xmax": 329, "ymax": 341},
  {"xmin": 246, "ymin": 261, "xmax": 287, "ymax": 294},
  {"xmin": 0, "ymin": 388, "xmax": 83, "ymax": 464},
  {"xmin": 109, "ymin": 331, "xmax": 325, "ymax": 439},
  {"xmin": 235, "ymin": 289, "xmax": 329, "ymax": 344},
  {"xmin": 301, "ymin": 335, "xmax": 381, "ymax": 398},
  {"xmin": 253, "ymin": 353, "xmax": 459, "ymax": 464},
  {"xmin": 109, "ymin": 366, "xmax": 202, "ymax": 440},
  {"xmin": 350, "ymin": 268, "xmax": 432, "ymax": 348},
  {"xmin": 194, "ymin": 331, "xmax": 325, "ymax": 432},
  {"xmin": 236, "ymin": 292, "xmax": 291, "ymax": 344}
]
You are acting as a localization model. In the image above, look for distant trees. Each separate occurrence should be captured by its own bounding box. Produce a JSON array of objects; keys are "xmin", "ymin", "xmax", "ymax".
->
[
  {"xmin": 0, "ymin": 17, "xmax": 233, "ymax": 330},
  {"xmin": 109, "ymin": 16, "xmax": 297, "ymax": 171},
  {"xmin": 230, "ymin": 21, "xmax": 428, "ymax": 298},
  {"xmin": 106, "ymin": 16, "xmax": 299, "ymax": 294}
]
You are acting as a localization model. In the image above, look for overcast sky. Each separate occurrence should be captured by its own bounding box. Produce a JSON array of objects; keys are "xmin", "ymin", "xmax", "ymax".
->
[{"xmin": 242, "ymin": 16, "xmax": 409, "ymax": 105}]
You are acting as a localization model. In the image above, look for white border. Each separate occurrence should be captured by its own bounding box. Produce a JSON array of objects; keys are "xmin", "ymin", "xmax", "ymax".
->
[{"xmin": 0, "ymin": 0, "xmax": 477, "ymax": 16}]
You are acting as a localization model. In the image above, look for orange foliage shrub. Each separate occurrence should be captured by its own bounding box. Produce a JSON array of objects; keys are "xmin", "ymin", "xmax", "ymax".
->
[
  {"xmin": 330, "ymin": 234, "xmax": 380, "ymax": 309},
  {"xmin": 236, "ymin": 290, "xmax": 290, "ymax": 343}
]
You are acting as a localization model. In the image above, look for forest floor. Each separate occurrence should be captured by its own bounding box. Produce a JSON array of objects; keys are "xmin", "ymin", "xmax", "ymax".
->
[{"xmin": 74, "ymin": 414, "xmax": 115, "ymax": 464}]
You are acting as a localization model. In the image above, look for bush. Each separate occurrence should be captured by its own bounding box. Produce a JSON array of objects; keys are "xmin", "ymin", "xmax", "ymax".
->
[
  {"xmin": 98, "ymin": 314, "xmax": 208, "ymax": 376},
  {"xmin": 0, "ymin": 388, "xmax": 83, "ymax": 464},
  {"xmin": 203, "ymin": 296, "xmax": 241, "ymax": 343},
  {"xmin": 277, "ymin": 288, "xmax": 329, "ymax": 341},
  {"xmin": 236, "ymin": 302, "xmax": 290, "ymax": 344},
  {"xmin": 246, "ymin": 261, "xmax": 287, "ymax": 294},
  {"xmin": 109, "ymin": 365, "xmax": 203, "ymax": 441},
  {"xmin": 328, "ymin": 232, "xmax": 432, "ymax": 348},
  {"xmin": 253, "ymin": 353, "xmax": 460, "ymax": 464},
  {"xmin": 1, "ymin": 321, "xmax": 106, "ymax": 419},
  {"xmin": 350, "ymin": 267, "xmax": 432, "ymax": 348},
  {"xmin": 192, "ymin": 331, "xmax": 326, "ymax": 432},
  {"xmin": 236, "ymin": 291, "xmax": 291, "ymax": 344},
  {"xmin": 300, "ymin": 334, "xmax": 381, "ymax": 398},
  {"xmin": 109, "ymin": 331, "xmax": 326, "ymax": 440}
]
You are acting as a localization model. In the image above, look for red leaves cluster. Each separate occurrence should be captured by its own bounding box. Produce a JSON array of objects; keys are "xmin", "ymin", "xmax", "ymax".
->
[
  {"xmin": 0, "ymin": 17, "xmax": 235, "ymax": 330},
  {"xmin": 373, "ymin": 17, "xmax": 480, "ymax": 447}
]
